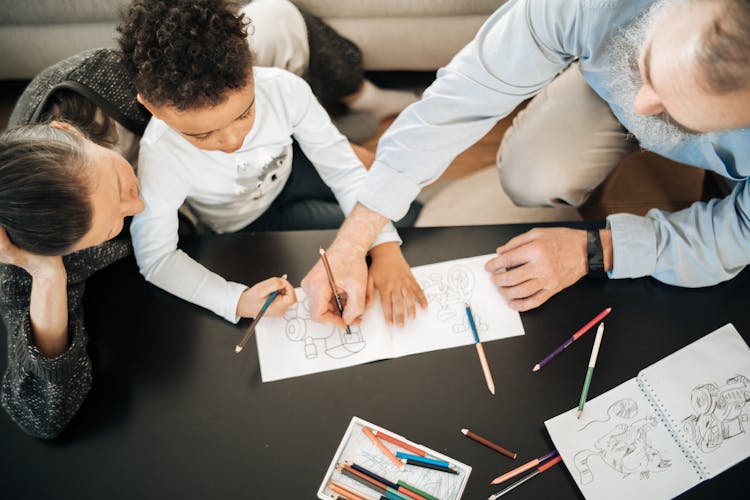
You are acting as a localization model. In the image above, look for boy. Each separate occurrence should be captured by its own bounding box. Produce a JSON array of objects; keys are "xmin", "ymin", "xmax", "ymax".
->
[{"xmin": 119, "ymin": 0, "xmax": 426, "ymax": 325}]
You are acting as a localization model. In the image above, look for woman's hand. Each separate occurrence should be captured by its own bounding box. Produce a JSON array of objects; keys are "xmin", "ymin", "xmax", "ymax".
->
[{"xmin": 0, "ymin": 226, "xmax": 65, "ymax": 279}]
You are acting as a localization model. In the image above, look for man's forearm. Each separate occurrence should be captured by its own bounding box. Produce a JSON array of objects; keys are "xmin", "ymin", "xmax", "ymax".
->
[{"xmin": 330, "ymin": 203, "xmax": 390, "ymax": 255}]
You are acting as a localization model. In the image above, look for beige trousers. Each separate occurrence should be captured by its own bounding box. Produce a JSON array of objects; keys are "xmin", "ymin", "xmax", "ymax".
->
[{"xmin": 498, "ymin": 64, "xmax": 638, "ymax": 208}]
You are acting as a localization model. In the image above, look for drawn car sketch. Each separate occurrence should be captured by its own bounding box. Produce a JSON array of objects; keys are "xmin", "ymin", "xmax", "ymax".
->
[
  {"xmin": 682, "ymin": 374, "xmax": 750, "ymax": 453},
  {"xmin": 284, "ymin": 297, "xmax": 366, "ymax": 359},
  {"xmin": 579, "ymin": 398, "xmax": 639, "ymax": 432},
  {"xmin": 418, "ymin": 265, "xmax": 476, "ymax": 329},
  {"xmin": 573, "ymin": 416, "xmax": 672, "ymax": 484}
]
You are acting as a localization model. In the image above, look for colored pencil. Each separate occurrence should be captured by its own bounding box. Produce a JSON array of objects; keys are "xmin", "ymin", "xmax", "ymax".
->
[
  {"xmin": 397, "ymin": 481, "xmax": 440, "ymax": 500},
  {"xmin": 329, "ymin": 480, "xmax": 374, "ymax": 500},
  {"xmin": 372, "ymin": 430, "xmax": 426, "ymax": 457},
  {"xmin": 461, "ymin": 428, "xmax": 516, "ymax": 459},
  {"xmin": 339, "ymin": 467, "xmax": 388, "ymax": 496},
  {"xmin": 490, "ymin": 450, "xmax": 559, "ymax": 485},
  {"xmin": 234, "ymin": 274, "xmax": 287, "ymax": 353},
  {"xmin": 488, "ymin": 455, "xmax": 563, "ymax": 499},
  {"xmin": 320, "ymin": 248, "xmax": 352, "ymax": 335},
  {"xmin": 532, "ymin": 306, "xmax": 612, "ymax": 371},
  {"xmin": 465, "ymin": 303, "xmax": 495, "ymax": 395},
  {"xmin": 395, "ymin": 452, "xmax": 449, "ymax": 469},
  {"xmin": 403, "ymin": 458, "xmax": 458, "ymax": 474},
  {"xmin": 362, "ymin": 426, "xmax": 403, "ymax": 467},
  {"xmin": 578, "ymin": 322, "xmax": 605, "ymax": 418},
  {"xmin": 349, "ymin": 463, "xmax": 427, "ymax": 500}
]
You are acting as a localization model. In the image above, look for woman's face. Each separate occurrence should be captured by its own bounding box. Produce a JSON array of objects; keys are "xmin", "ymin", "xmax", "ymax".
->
[{"xmin": 69, "ymin": 139, "xmax": 144, "ymax": 251}]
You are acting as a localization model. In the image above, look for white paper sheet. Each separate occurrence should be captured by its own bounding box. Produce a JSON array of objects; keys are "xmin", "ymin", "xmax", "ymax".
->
[{"xmin": 256, "ymin": 254, "xmax": 524, "ymax": 382}]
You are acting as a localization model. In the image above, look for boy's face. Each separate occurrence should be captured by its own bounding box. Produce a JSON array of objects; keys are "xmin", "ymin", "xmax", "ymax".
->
[{"xmin": 138, "ymin": 77, "xmax": 256, "ymax": 153}]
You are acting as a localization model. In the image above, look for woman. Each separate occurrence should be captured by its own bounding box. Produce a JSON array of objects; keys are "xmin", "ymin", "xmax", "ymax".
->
[{"xmin": 0, "ymin": 48, "xmax": 148, "ymax": 439}]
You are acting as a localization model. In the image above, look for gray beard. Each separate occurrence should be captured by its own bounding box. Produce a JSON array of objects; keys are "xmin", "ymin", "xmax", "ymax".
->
[{"xmin": 602, "ymin": 0, "xmax": 697, "ymax": 151}]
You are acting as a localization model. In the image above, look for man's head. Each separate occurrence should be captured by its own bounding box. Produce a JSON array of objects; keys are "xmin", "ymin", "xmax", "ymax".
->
[
  {"xmin": 606, "ymin": 0, "xmax": 750, "ymax": 149},
  {"xmin": 118, "ymin": 0, "xmax": 256, "ymax": 153},
  {"xmin": 635, "ymin": 0, "xmax": 750, "ymax": 131}
]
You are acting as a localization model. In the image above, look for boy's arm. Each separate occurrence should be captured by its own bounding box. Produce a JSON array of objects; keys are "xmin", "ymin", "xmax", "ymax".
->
[{"xmin": 131, "ymin": 151, "xmax": 248, "ymax": 323}]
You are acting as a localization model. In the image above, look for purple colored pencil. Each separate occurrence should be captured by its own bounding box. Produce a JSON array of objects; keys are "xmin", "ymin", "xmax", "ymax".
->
[{"xmin": 532, "ymin": 307, "xmax": 612, "ymax": 372}]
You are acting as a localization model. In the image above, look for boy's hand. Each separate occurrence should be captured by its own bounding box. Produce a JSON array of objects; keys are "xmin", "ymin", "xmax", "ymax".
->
[
  {"xmin": 367, "ymin": 242, "xmax": 427, "ymax": 327},
  {"xmin": 236, "ymin": 276, "xmax": 296, "ymax": 319}
]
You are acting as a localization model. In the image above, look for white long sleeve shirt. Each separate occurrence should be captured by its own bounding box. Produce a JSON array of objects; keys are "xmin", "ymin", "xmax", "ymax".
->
[{"xmin": 131, "ymin": 67, "xmax": 400, "ymax": 322}]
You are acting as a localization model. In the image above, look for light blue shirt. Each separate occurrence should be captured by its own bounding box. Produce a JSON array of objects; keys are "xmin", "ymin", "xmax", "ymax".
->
[{"xmin": 359, "ymin": 0, "xmax": 750, "ymax": 287}]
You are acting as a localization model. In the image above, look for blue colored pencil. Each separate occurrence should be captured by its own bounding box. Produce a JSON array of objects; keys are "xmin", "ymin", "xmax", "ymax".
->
[
  {"xmin": 235, "ymin": 274, "xmax": 287, "ymax": 353},
  {"xmin": 394, "ymin": 452, "xmax": 450, "ymax": 468},
  {"xmin": 465, "ymin": 303, "xmax": 495, "ymax": 395}
]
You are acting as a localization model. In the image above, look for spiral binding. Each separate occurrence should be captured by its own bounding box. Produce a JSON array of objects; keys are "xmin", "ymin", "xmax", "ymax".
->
[{"xmin": 637, "ymin": 374, "xmax": 707, "ymax": 480}]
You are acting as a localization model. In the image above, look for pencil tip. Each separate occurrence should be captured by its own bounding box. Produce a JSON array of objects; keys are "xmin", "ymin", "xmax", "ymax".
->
[
  {"xmin": 234, "ymin": 345, "xmax": 242, "ymax": 353},
  {"xmin": 606, "ymin": 306, "xmax": 612, "ymax": 312},
  {"xmin": 461, "ymin": 428, "xmax": 468, "ymax": 434},
  {"xmin": 319, "ymin": 247, "xmax": 326, "ymax": 256},
  {"xmin": 280, "ymin": 273, "xmax": 288, "ymax": 280},
  {"xmin": 577, "ymin": 411, "xmax": 582, "ymax": 419},
  {"xmin": 532, "ymin": 364, "xmax": 540, "ymax": 372},
  {"xmin": 490, "ymin": 479, "xmax": 500, "ymax": 485},
  {"xmin": 490, "ymin": 386, "xmax": 496, "ymax": 395}
]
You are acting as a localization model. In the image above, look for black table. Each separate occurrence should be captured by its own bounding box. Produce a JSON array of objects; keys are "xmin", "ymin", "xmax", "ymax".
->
[{"xmin": 1, "ymin": 225, "xmax": 748, "ymax": 499}]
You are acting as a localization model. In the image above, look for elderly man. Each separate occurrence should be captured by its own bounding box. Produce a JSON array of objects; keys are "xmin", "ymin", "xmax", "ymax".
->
[{"xmin": 302, "ymin": 0, "xmax": 750, "ymax": 328}]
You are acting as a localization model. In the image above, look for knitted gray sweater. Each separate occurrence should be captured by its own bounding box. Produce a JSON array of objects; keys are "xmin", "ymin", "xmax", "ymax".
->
[
  {"xmin": 0, "ymin": 240, "xmax": 131, "ymax": 438},
  {"xmin": 1, "ymin": 48, "xmax": 148, "ymax": 438}
]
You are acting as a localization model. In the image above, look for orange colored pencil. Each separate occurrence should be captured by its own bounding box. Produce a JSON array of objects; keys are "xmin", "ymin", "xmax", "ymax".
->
[
  {"xmin": 372, "ymin": 430, "xmax": 426, "ymax": 457},
  {"xmin": 329, "ymin": 480, "xmax": 371, "ymax": 500},
  {"xmin": 362, "ymin": 426, "xmax": 402, "ymax": 467}
]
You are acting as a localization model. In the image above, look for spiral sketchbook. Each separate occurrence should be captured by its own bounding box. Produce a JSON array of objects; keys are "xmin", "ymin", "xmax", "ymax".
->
[{"xmin": 545, "ymin": 323, "xmax": 750, "ymax": 500}]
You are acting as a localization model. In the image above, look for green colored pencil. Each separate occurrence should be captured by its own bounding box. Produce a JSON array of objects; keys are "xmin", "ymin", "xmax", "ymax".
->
[
  {"xmin": 396, "ymin": 480, "xmax": 440, "ymax": 500},
  {"xmin": 577, "ymin": 322, "xmax": 605, "ymax": 419}
]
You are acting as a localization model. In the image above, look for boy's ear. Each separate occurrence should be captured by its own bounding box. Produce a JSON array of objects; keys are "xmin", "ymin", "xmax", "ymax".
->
[{"xmin": 136, "ymin": 93, "xmax": 159, "ymax": 118}]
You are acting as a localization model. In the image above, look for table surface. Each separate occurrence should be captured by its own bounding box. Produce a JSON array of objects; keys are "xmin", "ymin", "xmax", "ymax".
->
[{"xmin": 1, "ymin": 224, "xmax": 748, "ymax": 500}]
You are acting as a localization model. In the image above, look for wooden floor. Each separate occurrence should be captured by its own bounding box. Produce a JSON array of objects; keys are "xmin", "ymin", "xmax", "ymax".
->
[{"xmin": 1, "ymin": 80, "xmax": 706, "ymax": 221}]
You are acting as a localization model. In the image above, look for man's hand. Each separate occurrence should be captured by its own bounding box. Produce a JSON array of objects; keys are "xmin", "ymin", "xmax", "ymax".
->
[
  {"xmin": 366, "ymin": 242, "xmax": 427, "ymax": 327},
  {"xmin": 484, "ymin": 227, "xmax": 590, "ymax": 311},
  {"xmin": 302, "ymin": 240, "xmax": 369, "ymax": 329}
]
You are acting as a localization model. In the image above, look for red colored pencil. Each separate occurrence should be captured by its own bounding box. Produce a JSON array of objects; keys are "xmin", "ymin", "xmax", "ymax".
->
[
  {"xmin": 489, "ymin": 455, "xmax": 563, "ymax": 499},
  {"xmin": 532, "ymin": 307, "xmax": 612, "ymax": 372},
  {"xmin": 490, "ymin": 450, "xmax": 559, "ymax": 485},
  {"xmin": 362, "ymin": 426, "xmax": 402, "ymax": 467}
]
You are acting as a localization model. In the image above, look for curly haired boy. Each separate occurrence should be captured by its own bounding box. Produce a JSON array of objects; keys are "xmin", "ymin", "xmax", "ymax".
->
[{"xmin": 118, "ymin": 0, "xmax": 426, "ymax": 325}]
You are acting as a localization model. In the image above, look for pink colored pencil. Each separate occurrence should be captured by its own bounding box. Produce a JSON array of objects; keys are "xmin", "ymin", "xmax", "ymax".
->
[{"xmin": 490, "ymin": 450, "xmax": 559, "ymax": 485}]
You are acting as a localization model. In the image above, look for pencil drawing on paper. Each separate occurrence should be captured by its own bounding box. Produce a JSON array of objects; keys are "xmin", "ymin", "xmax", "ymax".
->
[
  {"xmin": 579, "ymin": 398, "xmax": 639, "ymax": 431},
  {"xmin": 573, "ymin": 416, "xmax": 672, "ymax": 484},
  {"xmin": 418, "ymin": 264, "xmax": 482, "ymax": 332},
  {"xmin": 284, "ymin": 297, "xmax": 366, "ymax": 359},
  {"xmin": 682, "ymin": 374, "xmax": 750, "ymax": 453}
]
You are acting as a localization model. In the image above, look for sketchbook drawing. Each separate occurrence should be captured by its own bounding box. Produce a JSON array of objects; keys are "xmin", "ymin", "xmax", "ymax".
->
[
  {"xmin": 573, "ymin": 416, "xmax": 673, "ymax": 484},
  {"xmin": 682, "ymin": 374, "xmax": 750, "ymax": 453},
  {"xmin": 255, "ymin": 254, "xmax": 524, "ymax": 382}
]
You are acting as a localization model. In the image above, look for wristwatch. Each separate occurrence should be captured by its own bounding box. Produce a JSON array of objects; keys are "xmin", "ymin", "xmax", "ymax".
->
[{"xmin": 586, "ymin": 229, "xmax": 607, "ymax": 278}]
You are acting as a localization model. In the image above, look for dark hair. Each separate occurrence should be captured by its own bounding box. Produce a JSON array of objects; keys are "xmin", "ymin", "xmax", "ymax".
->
[
  {"xmin": 0, "ymin": 124, "xmax": 92, "ymax": 255},
  {"xmin": 40, "ymin": 89, "xmax": 119, "ymax": 148},
  {"xmin": 696, "ymin": 0, "xmax": 750, "ymax": 93},
  {"xmin": 117, "ymin": 0, "xmax": 254, "ymax": 110}
]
